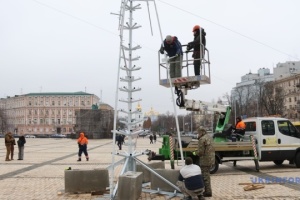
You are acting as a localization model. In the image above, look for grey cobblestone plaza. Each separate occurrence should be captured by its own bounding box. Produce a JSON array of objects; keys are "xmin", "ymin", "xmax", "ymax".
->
[{"xmin": 1, "ymin": 137, "xmax": 300, "ymax": 200}]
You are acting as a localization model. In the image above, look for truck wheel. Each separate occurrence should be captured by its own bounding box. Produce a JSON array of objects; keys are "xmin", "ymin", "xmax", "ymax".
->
[
  {"xmin": 210, "ymin": 160, "xmax": 219, "ymax": 174},
  {"xmin": 273, "ymin": 160, "xmax": 284, "ymax": 165},
  {"xmin": 296, "ymin": 153, "xmax": 300, "ymax": 168}
]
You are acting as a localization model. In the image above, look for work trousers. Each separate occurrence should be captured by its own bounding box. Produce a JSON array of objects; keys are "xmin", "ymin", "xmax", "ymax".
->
[
  {"xmin": 11, "ymin": 144, "xmax": 14, "ymax": 159},
  {"xmin": 169, "ymin": 55, "xmax": 182, "ymax": 78},
  {"xmin": 201, "ymin": 166, "xmax": 212, "ymax": 194},
  {"xmin": 5, "ymin": 144, "xmax": 11, "ymax": 160},
  {"xmin": 177, "ymin": 181, "xmax": 204, "ymax": 200},
  {"xmin": 78, "ymin": 145, "xmax": 88, "ymax": 158},
  {"xmin": 18, "ymin": 146, "xmax": 24, "ymax": 160}
]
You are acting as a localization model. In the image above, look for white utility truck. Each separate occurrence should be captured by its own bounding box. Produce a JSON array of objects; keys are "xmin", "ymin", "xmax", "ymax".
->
[{"xmin": 243, "ymin": 117, "xmax": 300, "ymax": 167}]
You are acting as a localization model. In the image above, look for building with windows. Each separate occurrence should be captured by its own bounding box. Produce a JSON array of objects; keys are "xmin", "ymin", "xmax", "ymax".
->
[
  {"xmin": 231, "ymin": 68, "xmax": 274, "ymax": 116},
  {"xmin": 0, "ymin": 92, "xmax": 100, "ymax": 135},
  {"xmin": 231, "ymin": 61, "xmax": 300, "ymax": 121},
  {"xmin": 273, "ymin": 61, "xmax": 300, "ymax": 121}
]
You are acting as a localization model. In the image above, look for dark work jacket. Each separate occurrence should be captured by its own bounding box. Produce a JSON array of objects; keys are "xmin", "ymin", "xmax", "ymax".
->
[
  {"xmin": 178, "ymin": 174, "xmax": 204, "ymax": 190},
  {"xmin": 159, "ymin": 37, "xmax": 183, "ymax": 57},
  {"xmin": 187, "ymin": 28, "xmax": 206, "ymax": 52},
  {"xmin": 17, "ymin": 139, "xmax": 26, "ymax": 147}
]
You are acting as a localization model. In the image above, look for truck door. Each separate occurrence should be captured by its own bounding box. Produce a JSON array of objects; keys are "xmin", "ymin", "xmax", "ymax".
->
[
  {"xmin": 259, "ymin": 120, "xmax": 280, "ymax": 161},
  {"xmin": 276, "ymin": 120, "xmax": 300, "ymax": 161}
]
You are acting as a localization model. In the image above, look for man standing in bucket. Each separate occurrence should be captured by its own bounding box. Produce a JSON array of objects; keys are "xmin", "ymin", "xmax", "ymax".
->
[
  {"xmin": 187, "ymin": 25, "xmax": 206, "ymax": 76},
  {"xmin": 159, "ymin": 35, "xmax": 183, "ymax": 78},
  {"xmin": 77, "ymin": 132, "xmax": 89, "ymax": 161}
]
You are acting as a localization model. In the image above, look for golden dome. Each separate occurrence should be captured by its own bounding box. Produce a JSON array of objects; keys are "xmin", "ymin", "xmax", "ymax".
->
[{"xmin": 136, "ymin": 102, "xmax": 142, "ymax": 111}]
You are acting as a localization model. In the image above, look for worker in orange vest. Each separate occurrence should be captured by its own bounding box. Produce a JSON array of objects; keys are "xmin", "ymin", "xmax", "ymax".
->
[
  {"xmin": 232, "ymin": 116, "xmax": 246, "ymax": 141},
  {"xmin": 77, "ymin": 132, "xmax": 89, "ymax": 161}
]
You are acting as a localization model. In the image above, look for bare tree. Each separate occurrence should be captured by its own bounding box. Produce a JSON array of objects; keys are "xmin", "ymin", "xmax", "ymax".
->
[
  {"xmin": 143, "ymin": 117, "xmax": 152, "ymax": 129},
  {"xmin": 0, "ymin": 109, "xmax": 7, "ymax": 134},
  {"xmin": 261, "ymin": 82, "xmax": 285, "ymax": 116}
]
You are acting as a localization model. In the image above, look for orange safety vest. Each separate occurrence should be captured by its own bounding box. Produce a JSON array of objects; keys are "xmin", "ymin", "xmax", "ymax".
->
[
  {"xmin": 77, "ymin": 133, "xmax": 88, "ymax": 145},
  {"xmin": 236, "ymin": 121, "xmax": 246, "ymax": 129}
]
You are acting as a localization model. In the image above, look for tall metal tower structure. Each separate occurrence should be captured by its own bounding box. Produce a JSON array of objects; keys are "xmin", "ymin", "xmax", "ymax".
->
[{"xmin": 107, "ymin": 0, "xmax": 185, "ymax": 199}]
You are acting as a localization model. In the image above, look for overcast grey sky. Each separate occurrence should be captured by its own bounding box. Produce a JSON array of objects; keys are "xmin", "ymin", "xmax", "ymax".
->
[{"xmin": 0, "ymin": 0, "xmax": 299, "ymax": 115}]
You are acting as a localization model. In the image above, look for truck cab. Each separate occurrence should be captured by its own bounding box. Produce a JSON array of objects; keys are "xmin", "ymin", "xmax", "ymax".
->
[{"xmin": 243, "ymin": 117, "xmax": 300, "ymax": 167}]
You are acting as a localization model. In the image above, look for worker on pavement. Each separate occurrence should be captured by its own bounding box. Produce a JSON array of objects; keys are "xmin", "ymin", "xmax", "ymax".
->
[
  {"xmin": 77, "ymin": 132, "xmax": 89, "ymax": 161},
  {"xmin": 177, "ymin": 157, "xmax": 205, "ymax": 200},
  {"xmin": 197, "ymin": 128, "xmax": 214, "ymax": 197}
]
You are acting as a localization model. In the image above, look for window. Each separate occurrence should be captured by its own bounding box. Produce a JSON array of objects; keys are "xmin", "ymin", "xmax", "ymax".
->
[
  {"xmin": 261, "ymin": 120, "xmax": 275, "ymax": 135},
  {"xmin": 52, "ymin": 101, "xmax": 55, "ymax": 106},
  {"xmin": 40, "ymin": 119, "xmax": 44, "ymax": 124},
  {"xmin": 245, "ymin": 122, "xmax": 256, "ymax": 131},
  {"xmin": 57, "ymin": 119, "xmax": 60, "ymax": 124},
  {"xmin": 52, "ymin": 119, "xmax": 55, "ymax": 124},
  {"xmin": 278, "ymin": 120, "xmax": 300, "ymax": 138}
]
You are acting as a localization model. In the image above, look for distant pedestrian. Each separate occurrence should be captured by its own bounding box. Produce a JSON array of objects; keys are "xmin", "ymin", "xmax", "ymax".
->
[
  {"xmin": 4, "ymin": 132, "xmax": 14, "ymax": 161},
  {"xmin": 122, "ymin": 135, "xmax": 125, "ymax": 144},
  {"xmin": 77, "ymin": 132, "xmax": 89, "ymax": 161},
  {"xmin": 153, "ymin": 134, "xmax": 157, "ymax": 144},
  {"xmin": 150, "ymin": 135, "xmax": 153, "ymax": 144},
  {"xmin": 116, "ymin": 135, "xmax": 123, "ymax": 150},
  {"xmin": 17, "ymin": 136, "xmax": 26, "ymax": 160}
]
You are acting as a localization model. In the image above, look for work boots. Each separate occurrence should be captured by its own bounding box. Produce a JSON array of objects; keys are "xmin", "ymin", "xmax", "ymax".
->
[
  {"xmin": 203, "ymin": 193, "xmax": 212, "ymax": 197},
  {"xmin": 77, "ymin": 158, "xmax": 81, "ymax": 161},
  {"xmin": 86, "ymin": 157, "xmax": 89, "ymax": 161},
  {"xmin": 198, "ymin": 195, "xmax": 205, "ymax": 200}
]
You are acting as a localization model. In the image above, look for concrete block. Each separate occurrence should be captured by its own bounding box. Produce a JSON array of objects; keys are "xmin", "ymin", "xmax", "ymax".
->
[
  {"xmin": 136, "ymin": 161, "xmax": 165, "ymax": 183},
  {"xmin": 150, "ymin": 169, "xmax": 180, "ymax": 192},
  {"xmin": 118, "ymin": 171, "xmax": 143, "ymax": 200},
  {"xmin": 64, "ymin": 169, "xmax": 109, "ymax": 193}
]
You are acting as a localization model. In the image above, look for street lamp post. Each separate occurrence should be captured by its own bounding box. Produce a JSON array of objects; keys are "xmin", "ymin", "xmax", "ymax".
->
[{"xmin": 191, "ymin": 112, "xmax": 193, "ymax": 133}]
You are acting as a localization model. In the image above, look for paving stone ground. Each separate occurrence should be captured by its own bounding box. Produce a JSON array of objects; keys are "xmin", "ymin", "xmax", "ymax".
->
[{"xmin": 1, "ymin": 137, "xmax": 300, "ymax": 200}]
